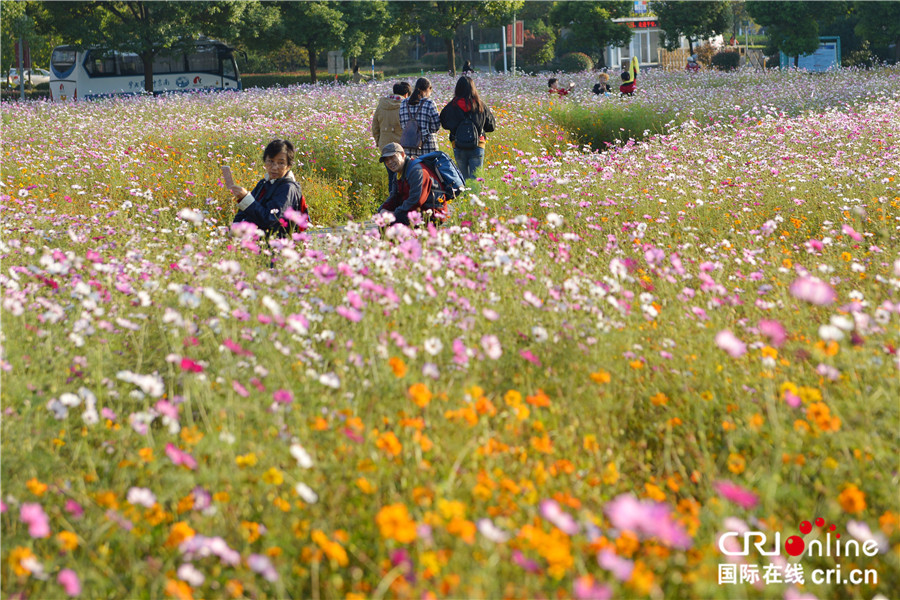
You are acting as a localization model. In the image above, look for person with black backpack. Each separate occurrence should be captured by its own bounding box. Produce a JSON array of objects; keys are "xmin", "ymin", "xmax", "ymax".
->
[
  {"xmin": 439, "ymin": 76, "xmax": 495, "ymax": 181},
  {"xmin": 398, "ymin": 77, "xmax": 441, "ymax": 159}
]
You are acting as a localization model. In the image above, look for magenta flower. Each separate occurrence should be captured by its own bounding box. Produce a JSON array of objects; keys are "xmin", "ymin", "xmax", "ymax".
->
[
  {"xmin": 714, "ymin": 481, "xmax": 759, "ymax": 509},
  {"xmin": 758, "ymin": 319, "xmax": 787, "ymax": 348},
  {"xmin": 273, "ymin": 389, "xmax": 293, "ymax": 405},
  {"xmin": 841, "ymin": 224, "xmax": 862, "ymax": 242},
  {"xmin": 180, "ymin": 357, "xmax": 203, "ymax": 373},
  {"xmin": 165, "ymin": 443, "xmax": 197, "ymax": 470},
  {"xmin": 58, "ymin": 569, "xmax": 81, "ymax": 597},
  {"xmin": 789, "ymin": 276, "xmax": 836, "ymax": 305},
  {"xmin": 519, "ymin": 349, "xmax": 542, "ymax": 366},
  {"xmin": 512, "ymin": 549, "xmax": 541, "ymax": 573},
  {"xmin": 65, "ymin": 499, "xmax": 84, "ymax": 518},
  {"xmin": 715, "ymin": 329, "xmax": 747, "ymax": 358},
  {"xmin": 232, "ymin": 380, "xmax": 249, "ymax": 398},
  {"xmin": 20, "ymin": 502, "xmax": 51, "ymax": 538},
  {"xmin": 223, "ymin": 338, "xmax": 252, "ymax": 356},
  {"xmin": 336, "ymin": 305, "xmax": 363, "ymax": 322}
]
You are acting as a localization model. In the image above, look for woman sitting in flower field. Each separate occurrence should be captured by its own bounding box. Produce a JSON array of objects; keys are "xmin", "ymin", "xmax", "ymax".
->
[{"xmin": 230, "ymin": 139, "xmax": 309, "ymax": 236}]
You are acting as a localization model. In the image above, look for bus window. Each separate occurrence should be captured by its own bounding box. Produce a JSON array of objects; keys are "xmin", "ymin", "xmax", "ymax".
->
[
  {"xmin": 85, "ymin": 52, "xmax": 118, "ymax": 77},
  {"xmin": 51, "ymin": 48, "xmax": 77, "ymax": 73},
  {"xmin": 152, "ymin": 53, "xmax": 184, "ymax": 74},
  {"xmin": 188, "ymin": 50, "xmax": 218, "ymax": 74},
  {"xmin": 223, "ymin": 58, "xmax": 236, "ymax": 80},
  {"xmin": 119, "ymin": 54, "xmax": 143, "ymax": 76}
]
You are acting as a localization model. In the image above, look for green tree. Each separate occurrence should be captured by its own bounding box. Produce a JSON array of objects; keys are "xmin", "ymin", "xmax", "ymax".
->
[
  {"xmin": 39, "ymin": 1, "xmax": 270, "ymax": 92},
  {"xmin": 549, "ymin": 1, "xmax": 632, "ymax": 68},
  {"xmin": 2, "ymin": 1, "xmax": 61, "ymax": 76},
  {"xmin": 279, "ymin": 1, "xmax": 345, "ymax": 83},
  {"xmin": 854, "ymin": 0, "xmax": 900, "ymax": 62},
  {"xmin": 747, "ymin": 1, "xmax": 847, "ymax": 67},
  {"xmin": 338, "ymin": 1, "xmax": 409, "ymax": 71},
  {"xmin": 412, "ymin": 1, "xmax": 523, "ymax": 76},
  {"xmin": 650, "ymin": 0, "xmax": 729, "ymax": 53}
]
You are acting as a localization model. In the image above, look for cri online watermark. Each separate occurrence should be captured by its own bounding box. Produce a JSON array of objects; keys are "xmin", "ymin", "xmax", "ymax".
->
[{"xmin": 717, "ymin": 518, "xmax": 879, "ymax": 586}]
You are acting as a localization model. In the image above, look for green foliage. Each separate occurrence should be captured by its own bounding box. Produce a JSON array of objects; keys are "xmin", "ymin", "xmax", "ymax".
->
[
  {"xmin": 842, "ymin": 40, "xmax": 877, "ymax": 68},
  {"xmin": 550, "ymin": 102, "xmax": 670, "ymax": 150},
  {"xmin": 557, "ymin": 52, "xmax": 594, "ymax": 72},
  {"xmin": 747, "ymin": 1, "xmax": 847, "ymax": 65},
  {"xmin": 549, "ymin": 1, "xmax": 632, "ymax": 67},
  {"xmin": 650, "ymin": 0, "xmax": 730, "ymax": 51},
  {"xmin": 240, "ymin": 72, "xmax": 383, "ymax": 88},
  {"xmin": 710, "ymin": 50, "xmax": 741, "ymax": 71},
  {"xmin": 279, "ymin": 1, "xmax": 346, "ymax": 84}
]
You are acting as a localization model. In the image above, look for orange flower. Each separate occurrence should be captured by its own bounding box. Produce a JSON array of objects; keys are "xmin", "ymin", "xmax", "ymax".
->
[
  {"xmin": 650, "ymin": 392, "xmax": 669, "ymax": 406},
  {"xmin": 447, "ymin": 517, "xmax": 476, "ymax": 544},
  {"xmin": 356, "ymin": 478, "xmax": 376, "ymax": 494},
  {"xmin": 389, "ymin": 356, "xmax": 407, "ymax": 378},
  {"xmin": 590, "ymin": 370, "xmax": 611, "ymax": 384},
  {"xmin": 8, "ymin": 546, "xmax": 36, "ymax": 576},
  {"xmin": 526, "ymin": 390, "xmax": 551, "ymax": 407},
  {"xmin": 838, "ymin": 484, "xmax": 866, "ymax": 514},
  {"xmin": 376, "ymin": 503, "xmax": 417, "ymax": 543},
  {"xmin": 408, "ymin": 383, "xmax": 432, "ymax": 408},
  {"xmin": 375, "ymin": 431, "xmax": 402, "ymax": 457},
  {"xmin": 530, "ymin": 435, "xmax": 554, "ymax": 454},
  {"xmin": 26, "ymin": 478, "xmax": 48, "ymax": 496},
  {"xmin": 57, "ymin": 531, "xmax": 79, "ymax": 551},
  {"xmin": 312, "ymin": 530, "xmax": 349, "ymax": 566},
  {"xmin": 165, "ymin": 521, "xmax": 196, "ymax": 548},
  {"xmin": 138, "ymin": 447, "xmax": 155, "ymax": 462},
  {"xmin": 165, "ymin": 579, "xmax": 194, "ymax": 600}
]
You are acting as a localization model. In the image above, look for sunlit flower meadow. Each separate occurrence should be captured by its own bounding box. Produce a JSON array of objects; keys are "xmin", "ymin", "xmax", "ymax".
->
[{"xmin": 1, "ymin": 67, "xmax": 899, "ymax": 599}]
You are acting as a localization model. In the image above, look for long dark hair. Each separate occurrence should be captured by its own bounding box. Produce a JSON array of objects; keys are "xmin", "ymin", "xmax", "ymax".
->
[
  {"xmin": 408, "ymin": 77, "xmax": 431, "ymax": 105},
  {"xmin": 453, "ymin": 76, "xmax": 484, "ymax": 112}
]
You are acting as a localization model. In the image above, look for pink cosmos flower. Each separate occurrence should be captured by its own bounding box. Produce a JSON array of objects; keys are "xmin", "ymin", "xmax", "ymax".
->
[
  {"xmin": 714, "ymin": 481, "xmax": 759, "ymax": 509},
  {"xmin": 336, "ymin": 305, "xmax": 363, "ymax": 322},
  {"xmin": 481, "ymin": 335, "xmax": 502, "ymax": 360},
  {"xmin": 20, "ymin": 503, "xmax": 50, "ymax": 538},
  {"xmin": 789, "ymin": 277, "xmax": 836, "ymax": 305},
  {"xmin": 573, "ymin": 575, "xmax": 612, "ymax": 600},
  {"xmin": 519, "ymin": 349, "xmax": 542, "ymax": 366},
  {"xmin": 273, "ymin": 389, "xmax": 293, "ymax": 404},
  {"xmin": 758, "ymin": 319, "xmax": 787, "ymax": 348},
  {"xmin": 65, "ymin": 499, "xmax": 84, "ymax": 518},
  {"xmin": 604, "ymin": 494, "xmax": 691, "ymax": 549},
  {"xmin": 512, "ymin": 549, "xmax": 541, "ymax": 573},
  {"xmin": 715, "ymin": 329, "xmax": 747, "ymax": 358},
  {"xmin": 539, "ymin": 499, "xmax": 579, "ymax": 535},
  {"xmin": 597, "ymin": 549, "xmax": 634, "ymax": 581},
  {"xmin": 58, "ymin": 569, "xmax": 81, "ymax": 597},
  {"xmin": 841, "ymin": 224, "xmax": 862, "ymax": 242},
  {"xmin": 784, "ymin": 391, "xmax": 802, "ymax": 408},
  {"xmin": 232, "ymin": 380, "xmax": 249, "ymax": 398},
  {"xmin": 180, "ymin": 357, "xmax": 203, "ymax": 373},
  {"xmin": 165, "ymin": 443, "xmax": 197, "ymax": 470}
]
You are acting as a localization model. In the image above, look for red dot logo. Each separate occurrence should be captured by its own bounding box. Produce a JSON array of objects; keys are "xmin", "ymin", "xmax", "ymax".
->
[
  {"xmin": 815, "ymin": 517, "xmax": 825, "ymax": 527},
  {"xmin": 799, "ymin": 521, "xmax": 812, "ymax": 534},
  {"xmin": 785, "ymin": 535, "xmax": 805, "ymax": 556}
]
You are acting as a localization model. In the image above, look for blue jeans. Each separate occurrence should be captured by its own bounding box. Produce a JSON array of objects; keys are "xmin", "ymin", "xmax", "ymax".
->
[{"xmin": 453, "ymin": 147, "xmax": 484, "ymax": 181}]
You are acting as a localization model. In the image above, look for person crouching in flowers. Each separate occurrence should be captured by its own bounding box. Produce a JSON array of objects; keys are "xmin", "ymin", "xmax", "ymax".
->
[
  {"xmin": 619, "ymin": 56, "xmax": 639, "ymax": 96},
  {"xmin": 230, "ymin": 139, "xmax": 309, "ymax": 237}
]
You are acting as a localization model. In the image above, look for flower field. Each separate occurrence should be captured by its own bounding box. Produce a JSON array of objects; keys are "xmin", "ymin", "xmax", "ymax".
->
[{"xmin": 1, "ymin": 67, "xmax": 899, "ymax": 599}]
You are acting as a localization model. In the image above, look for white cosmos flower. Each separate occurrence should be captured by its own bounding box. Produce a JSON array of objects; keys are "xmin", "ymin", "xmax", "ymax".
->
[
  {"xmin": 295, "ymin": 483, "xmax": 318, "ymax": 504},
  {"xmin": 546, "ymin": 212, "xmax": 563, "ymax": 228},
  {"xmin": 176, "ymin": 208, "xmax": 203, "ymax": 224},
  {"xmin": 290, "ymin": 443, "xmax": 313, "ymax": 469},
  {"xmin": 481, "ymin": 335, "xmax": 502, "ymax": 360},
  {"xmin": 531, "ymin": 326, "xmax": 548, "ymax": 343},
  {"xmin": 423, "ymin": 337, "xmax": 443, "ymax": 356},
  {"xmin": 126, "ymin": 487, "xmax": 157, "ymax": 508},
  {"xmin": 177, "ymin": 563, "xmax": 205, "ymax": 586}
]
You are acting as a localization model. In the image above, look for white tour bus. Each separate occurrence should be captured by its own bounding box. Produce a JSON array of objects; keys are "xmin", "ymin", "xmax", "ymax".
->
[{"xmin": 50, "ymin": 39, "xmax": 241, "ymax": 101}]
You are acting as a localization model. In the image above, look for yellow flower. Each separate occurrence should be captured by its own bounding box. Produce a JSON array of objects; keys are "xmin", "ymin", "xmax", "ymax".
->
[
  {"xmin": 438, "ymin": 499, "xmax": 466, "ymax": 521},
  {"xmin": 312, "ymin": 530, "xmax": 349, "ymax": 566},
  {"xmin": 389, "ymin": 356, "xmax": 407, "ymax": 378},
  {"xmin": 57, "ymin": 531, "xmax": 79, "ymax": 551},
  {"xmin": 408, "ymin": 383, "xmax": 432, "ymax": 408},
  {"xmin": 376, "ymin": 503, "xmax": 417, "ymax": 543},
  {"xmin": 8, "ymin": 546, "xmax": 36, "ymax": 576},
  {"xmin": 727, "ymin": 453, "xmax": 746, "ymax": 474},
  {"xmin": 180, "ymin": 426, "xmax": 204, "ymax": 446},
  {"xmin": 838, "ymin": 484, "xmax": 867, "ymax": 514},
  {"xmin": 262, "ymin": 467, "xmax": 284, "ymax": 486},
  {"xmin": 602, "ymin": 462, "xmax": 619, "ymax": 485},
  {"xmin": 504, "ymin": 389, "xmax": 523, "ymax": 406},
  {"xmin": 356, "ymin": 478, "xmax": 376, "ymax": 494},
  {"xmin": 165, "ymin": 522, "xmax": 196, "ymax": 548},
  {"xmin": 26, "ymin": 478, "xmax": 48, "ymax": 496},
  {"xmin": 236, "ymin": 452, "xmax": 258, "ymax": 468},
  {"xmin": 138, "ymin": 447, "xmax": 155, "ymax": 462},
  {"xmin": 583, "ymin": 434, "xmax": 599, "ymax": 452}
]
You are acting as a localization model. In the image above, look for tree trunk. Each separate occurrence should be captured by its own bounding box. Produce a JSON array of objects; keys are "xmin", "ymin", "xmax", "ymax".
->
[
  {"xmin": 445, "ymin": 38, "xmax": 456, "ymax": 77},
  {"xmin": 688, "ymin": 39, "xmax": 694, "ymax": 54},
  {"xmin": 308, "ymin": 47, "xmax": 317, "ymax": 83},
  {"xmin": 351, "ymin": 56, "xmax": 358, "ymax": 71},
  {"xmin": 793, "ymin": 54, "xmax": 799, "ymax": 68},
  {"xmin": 141, "ymin": 50, "xmax": 155, "ymax": 93}
]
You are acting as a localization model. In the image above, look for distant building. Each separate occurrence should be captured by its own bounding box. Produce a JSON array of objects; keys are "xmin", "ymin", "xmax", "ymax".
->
[{"xmin": 606, "ymin": 16, "xmax": 724, "ymax": 69}]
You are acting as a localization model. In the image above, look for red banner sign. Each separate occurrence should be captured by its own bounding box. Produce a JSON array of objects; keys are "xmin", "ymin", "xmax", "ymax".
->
[
  {"xmin": 627, "ymin": 20, "xmax": 658, "ymax": 29},
  {"xmin": 505, "ymin": 21, "xmax": 524, "ymax": 47}
]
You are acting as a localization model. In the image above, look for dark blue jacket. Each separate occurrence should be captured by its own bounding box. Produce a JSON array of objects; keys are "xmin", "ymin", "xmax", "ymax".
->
[{"xmin": 233, "ymin": 173, "xmax": 308, "ymax": 236}]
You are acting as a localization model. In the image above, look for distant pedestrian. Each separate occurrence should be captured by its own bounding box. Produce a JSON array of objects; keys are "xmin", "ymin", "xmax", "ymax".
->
[
  {"xmin": 548, "ymin": 78, "xmax": 573, "ymax": 96},
  {"xmin": 592, "ymin": 72, "xmax": 611, "ymax": 96},
  {"xmin": 372, "ymin": 81, "xmax": 411, "ymax": 195},
  {"xmin": 462, "ymin": 60, "xmax": 474, "ymax": 75},
  {"xmin": 440, "ymin": 76, "xmax": 495, "ymax": 181},
  {"xmin": 399, "ymin": 77, "xmax": 441, "ymax": 159},
  {"xmin": 620, "ymin": 56, "xmax": 639, "ymax": 96}
]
